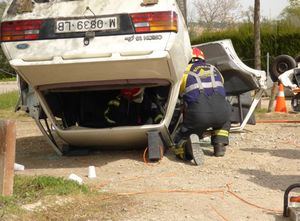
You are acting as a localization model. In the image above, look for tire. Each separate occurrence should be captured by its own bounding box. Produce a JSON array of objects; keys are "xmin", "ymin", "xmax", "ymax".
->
[
  {"xmin": 295, "ymin": 55, "xmax": 300, "ymax": 64},
  {"xmin": 270, "ymin": 55, "xmax": 297, "ymax": 82}
]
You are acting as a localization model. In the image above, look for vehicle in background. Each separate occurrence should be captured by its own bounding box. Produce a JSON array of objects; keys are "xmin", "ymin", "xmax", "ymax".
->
[{"xmin": 278, "ymin": 67, "xmax": 300, "ymax": 112}]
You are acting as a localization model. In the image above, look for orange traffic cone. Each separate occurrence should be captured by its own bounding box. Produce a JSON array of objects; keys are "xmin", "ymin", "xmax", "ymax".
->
[{"xmin": 275, "ymin": 83, "xmax": 287, "ymax": 113}]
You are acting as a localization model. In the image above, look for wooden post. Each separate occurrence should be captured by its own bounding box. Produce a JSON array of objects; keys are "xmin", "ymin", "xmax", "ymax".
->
[
  {"xmin": 268, "ymin": 82, "xmax": 278, "ymax": 113},
  {"xmin": 0, "ymin": 120, "xmax": 16, "ymax": 196}
]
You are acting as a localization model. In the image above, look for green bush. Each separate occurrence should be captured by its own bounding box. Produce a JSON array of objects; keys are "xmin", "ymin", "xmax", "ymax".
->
[
  {"xmin": 191, "ymin": 22, "xmax": 300, "ymax": 70},
  {"xmin": 0, "ymin": 50, "xmax": 15, "ymax": 79}
]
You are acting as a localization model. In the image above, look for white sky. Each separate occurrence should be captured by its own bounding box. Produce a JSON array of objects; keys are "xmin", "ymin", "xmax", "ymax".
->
[
  {"xmin": 187, "ymin": 0, "xmax": 290, "ymax": 20},
  {"xmin": 0, "ymin": 0, "xmax": 290, "ymax": 19},
  {"xmin": 240, "ymin": 0, "xmax": 289, "ymax": 19}
]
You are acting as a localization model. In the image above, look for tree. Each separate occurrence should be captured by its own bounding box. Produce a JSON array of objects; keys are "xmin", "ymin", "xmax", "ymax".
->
[
  {"xmin": 289, "ymin": 0, "xmax": 300, "ymax": 7},
  {"xmin": 192, "ymin": 0, "xmax": 241, "ymax": 30},
  {"xmin": 254, "ymin": 0, "xmax": 261, "ymax": 70},
  {"xmin": 242, "ymin": 6, "xmax": 254, "ymax": 23},
  {"xmin": 281, "ymin": 0, "xmax": 300, "ymax": 26}
]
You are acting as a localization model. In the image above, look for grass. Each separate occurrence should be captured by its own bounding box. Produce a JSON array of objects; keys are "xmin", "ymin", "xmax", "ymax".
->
[
  {"xmin": 255, "ymin": 108, "xmax": 268, "ymax": 114},
  {"xmin": 0, "ymin": 175, "xmax": 130, "ymax": 220},
  {"xmin": 13, "ymin": 175, "xmax": 89, "ymax": 202},
  {"xmin": 0, "ymin": 77, "xmax": 16, "ymax": 82},
  {"xmin": 0, "ymin": 91, "xmax": 29, "ymax": 120},
  {"xmin": 0, "ymin": 175, "xmax": 90, "ymax": 217},
  {"xmin": 0, "ymin": 91, "xmax": 19, "ymax": 110}
]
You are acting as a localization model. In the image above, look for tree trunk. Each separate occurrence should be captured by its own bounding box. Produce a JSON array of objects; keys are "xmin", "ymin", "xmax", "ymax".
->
[
  {"xmin": 254, "ymin": 0, "xmax": 261, "ymax": 70},
  {"xmin": 254, "ymin": 0, "xmax": 262, "ymax": 108}
]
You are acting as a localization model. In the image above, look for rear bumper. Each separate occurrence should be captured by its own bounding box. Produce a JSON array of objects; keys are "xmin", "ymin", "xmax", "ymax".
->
[
  {"xmin": 10, "ymin": 50, "xmax": 176, "ymax": 87},
  {"xmin": 54, "ymin": 123, "xmax": 172, "ymax": 149}
]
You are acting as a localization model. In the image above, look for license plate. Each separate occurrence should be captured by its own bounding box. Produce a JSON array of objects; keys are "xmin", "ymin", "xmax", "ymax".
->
[{"xmin": 55, "ymin": 16, "xmax": 119, "ymax": 33}]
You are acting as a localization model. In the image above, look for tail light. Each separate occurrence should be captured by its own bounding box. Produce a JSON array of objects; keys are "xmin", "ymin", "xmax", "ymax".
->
[
  {"xmin": 130, "ymin": 11, "xmax": 177, "ymax": 33},
  {"xmin": 1, "ymin": 20, "xmax": 44, "ymax": 42}
]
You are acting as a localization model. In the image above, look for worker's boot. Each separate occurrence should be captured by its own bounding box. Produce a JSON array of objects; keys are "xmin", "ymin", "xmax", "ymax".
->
[
  {"xmin": 213, "ymin": 143, "xmax": 226, "ymax": 157},
  {"xmin": 185, "ymin": 134, "xmax": 204, "ymax": 166}
]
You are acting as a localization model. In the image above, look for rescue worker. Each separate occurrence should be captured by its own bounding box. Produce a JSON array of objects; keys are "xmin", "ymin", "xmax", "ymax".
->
[
  {"xmin": 104, "ymin": 88, "xmax": 163, "ymax": 126},
  {"xmin": 174, "ymin": 48, "xmax": 231, "ymax": 165}
]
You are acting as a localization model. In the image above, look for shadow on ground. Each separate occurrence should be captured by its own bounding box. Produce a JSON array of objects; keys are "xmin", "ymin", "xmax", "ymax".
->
[
  {"xmin": 239, "ymin": 169, "xmax": 300, "ymax": 192},
  {"xmin": 16, "ymin": 135, "xmax": 148, "ymax": 170},
  {"xmin": 273, "ymin": 214, "xmax": 290, "ymax": 221},
  {"xmin": 16, "ymin": 135, "xmax": 213, "ymax": 169},
  {"xmin": 241, "ymin": 148, "xmax": 300, "ymax": 160}
]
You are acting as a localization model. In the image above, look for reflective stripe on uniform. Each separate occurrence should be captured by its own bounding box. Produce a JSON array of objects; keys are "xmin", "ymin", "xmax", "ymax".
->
[
  {"xmin": 151, "ymin": 103, "xmax": 158, "ymax": 108},
  {"xmin": 213, "ymin": 129, "xmax": 229, "ymax": 137},
  {"xmin": 173, "ymin": 140, "xmax": 186, "ymax": 160},
  {"xmin": 180, "ymin": 62, "xmax": 226, "ymax": 102},
  {"xmin": 180, "ymin": 64, "xmax": 195, "ymax": 95},
  {"xmin": 182, "ymin": 67, "xmax": 224, "ymax": 96},
  {"xmin": 108, "ymin": 99, "xmax": 120, "ymax": 107},
  {"xmin": 173, "ymin": 146, "xmax": 185, "ymax": 159},
  {"xmin": 184, "ymin": 81, "xmax": 224, "ymax": 94},
  {"xmin": 104, "ymin": 98, "xmax": 120, "ymax": 124},
  {"xmin": 184, "ymin": 64, "xmax": 194, "ymax": 75},
  {"xmin": 174, "ymin": 147, "xmax": 184, "ymax": 154},
  {"xmin": 198, "ymin": 68, "xmax": 212, "ymax": 78},
  {"xmin": 104, "ymin": 108, "xmax": 116, "ymax": 124},
  {"xmin": 154, "ymin": 114, "xmax": 163, "ymax": 123},
  {"xmin": 189, "ymin": 72, "xmax": 204, "ymax": 90},
  {"xmin": 180, "ymin": 73, "xmax": 188, "ymax": 95},
  {"xmin": 210, "ymin": 66, "xmax": 216, "ymax": 88}
]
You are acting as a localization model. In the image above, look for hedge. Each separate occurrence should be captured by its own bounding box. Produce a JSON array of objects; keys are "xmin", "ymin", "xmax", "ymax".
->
[{"xmin": 190, "ymin": 24, "xmax": 300, "ymax": 70}]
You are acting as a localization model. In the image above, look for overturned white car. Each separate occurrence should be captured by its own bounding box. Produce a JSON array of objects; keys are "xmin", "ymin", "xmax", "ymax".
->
[{"xmin": 1, "ymin": 0, "xmax": 267, "ymax": 156}]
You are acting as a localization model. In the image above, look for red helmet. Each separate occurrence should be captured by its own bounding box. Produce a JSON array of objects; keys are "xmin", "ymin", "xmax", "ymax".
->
[
  {"xmin": 121, "ymin": 88, "xmax": 143, "ymax": 100},
  {"xmin": 192, "ymin": 48, "xmax": 205, "ymax": 60}
]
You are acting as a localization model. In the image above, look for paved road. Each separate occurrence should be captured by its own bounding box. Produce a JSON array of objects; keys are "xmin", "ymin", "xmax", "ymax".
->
[{"xmin": 0, "ymin": 81, "xmax": 18, "ymax": 94}]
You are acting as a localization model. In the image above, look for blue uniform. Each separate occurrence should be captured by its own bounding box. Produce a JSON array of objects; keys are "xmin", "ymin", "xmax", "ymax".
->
[
  {"xmin": 180, "ymin": 61, "xmax": 226, "ymax": 102},
  {"xmin": 174, "ymin": 61, "xmax": 231, "ymax": 159}
]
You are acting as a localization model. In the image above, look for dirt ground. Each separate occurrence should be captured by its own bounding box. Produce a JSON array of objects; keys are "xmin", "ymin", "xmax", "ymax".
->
[{"xmin": 8, "ymin": 100, "xmax": 300, "ymax": 221}]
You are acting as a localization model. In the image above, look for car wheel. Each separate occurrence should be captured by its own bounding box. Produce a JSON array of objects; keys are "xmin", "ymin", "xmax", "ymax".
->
[
  {"xmin": 270, "ymin": 55, "xmax": 297, "ymax": 82},
  {"xmin": 295, "ymin": 55, "xmax": 300, "ymax": 64}
]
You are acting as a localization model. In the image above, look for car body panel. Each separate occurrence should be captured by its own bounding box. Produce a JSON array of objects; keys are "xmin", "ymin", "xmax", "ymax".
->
[
  {"xmin": 194, "ymin": 40, "xmax": 267, "ymax": 96},
  {"xmin": 4, "ymin": 0, "xmax": 174, "ymax": 20}
]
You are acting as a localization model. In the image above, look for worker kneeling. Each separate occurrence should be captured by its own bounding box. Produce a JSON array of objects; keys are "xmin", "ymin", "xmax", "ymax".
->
[
  {"xmin": 174, "ymin": 48, "xmax": 231, "ymax": 165},
  {"xmin": 104, "ymin": 87, "xmax": 163, "ymax": 126}
]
